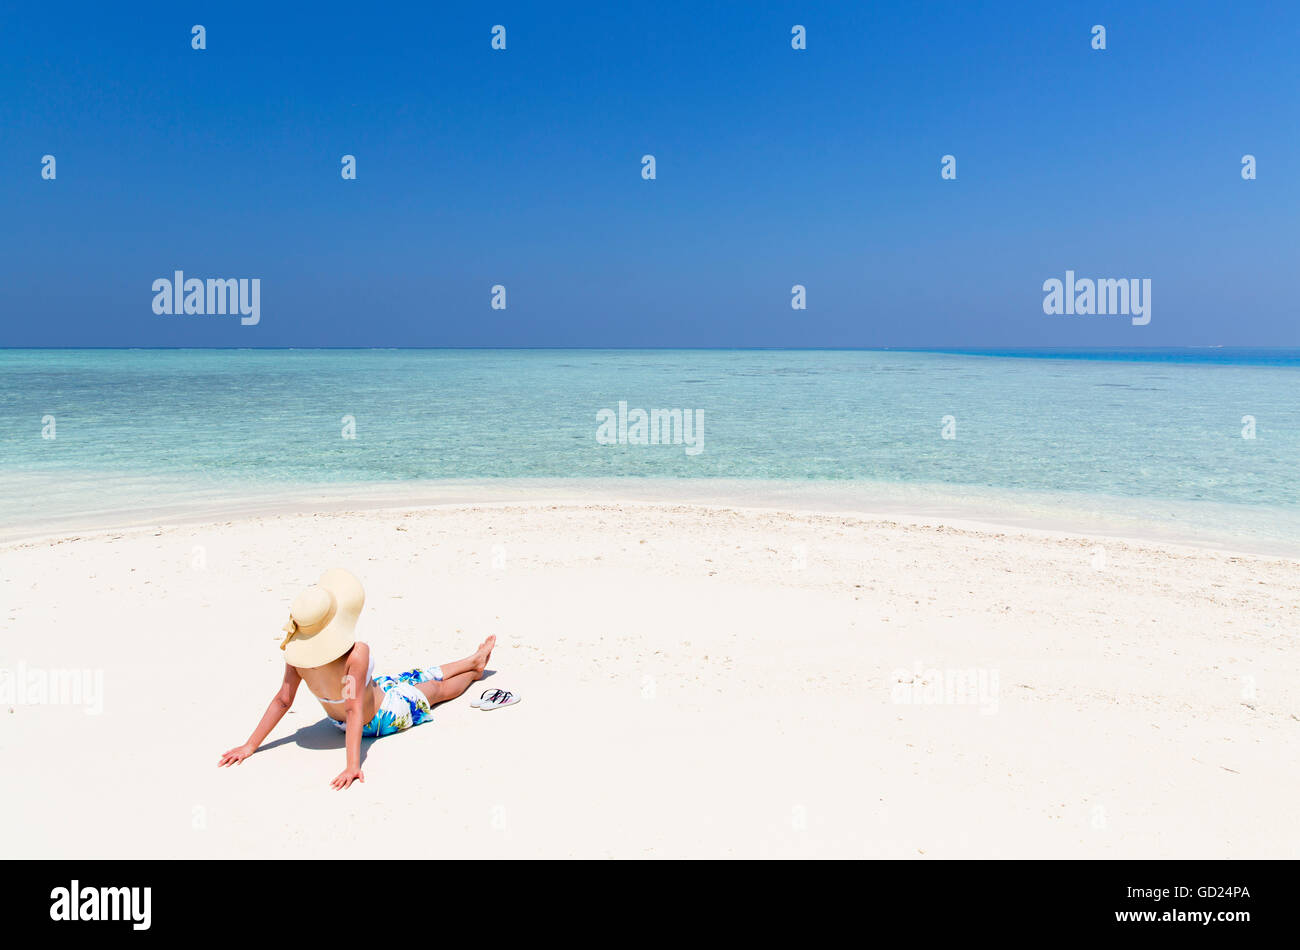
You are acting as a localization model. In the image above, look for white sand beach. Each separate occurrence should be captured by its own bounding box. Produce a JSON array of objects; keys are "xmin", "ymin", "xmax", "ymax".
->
[{"xmin": 2, "ymin": 494, "xmax": 1297, "ymax": 859}]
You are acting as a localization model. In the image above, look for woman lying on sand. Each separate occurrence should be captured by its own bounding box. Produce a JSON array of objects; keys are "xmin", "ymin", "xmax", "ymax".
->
[{"xmin": 218, "ymin": 568, "xmax": 494, "ymax": 789}]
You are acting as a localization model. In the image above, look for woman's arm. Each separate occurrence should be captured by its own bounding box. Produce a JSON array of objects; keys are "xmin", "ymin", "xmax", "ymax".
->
[
  {"xmin": 330, "ymin": 642, "xmax": 369, "ymax": 790},
  {"xmin": 218, "ymin": 664, "xmax": 301, "ymax": 766}
]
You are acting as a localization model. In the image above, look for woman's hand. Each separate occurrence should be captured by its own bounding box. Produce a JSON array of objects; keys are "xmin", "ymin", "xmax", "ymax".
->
[
  {"xmin": 218, "ymin": 744, "xmax": 255, "ymax": 767},
  {"xmin": 330, "ymin": 767, "xmax": 365, "ymax": 790}
]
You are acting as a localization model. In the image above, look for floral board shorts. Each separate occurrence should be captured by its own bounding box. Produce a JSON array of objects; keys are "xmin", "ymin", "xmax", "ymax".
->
[{"xmin": 331, "ymin": 667, "xmax": 444, "ymax": 738}]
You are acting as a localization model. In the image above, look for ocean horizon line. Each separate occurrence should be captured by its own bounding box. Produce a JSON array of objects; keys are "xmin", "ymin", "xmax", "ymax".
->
[{"xmin": 5, "ymin": 345, "xmax": 1300, "ymax": 366}]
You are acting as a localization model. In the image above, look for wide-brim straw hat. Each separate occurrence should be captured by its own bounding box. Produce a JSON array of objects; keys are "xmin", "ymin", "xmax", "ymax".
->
[{"xmin": 278, "ymin": 568, "xmax": 365, "ymax": 668}]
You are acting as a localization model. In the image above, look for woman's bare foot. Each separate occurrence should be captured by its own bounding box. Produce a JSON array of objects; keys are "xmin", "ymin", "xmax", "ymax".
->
[
  {"xmin": 435, "ymin": 637, "xmax": 497, "ymax": 682},
  {"xmin": 471, "ymin": 636, "xmax": 496, "ymax": 678}
]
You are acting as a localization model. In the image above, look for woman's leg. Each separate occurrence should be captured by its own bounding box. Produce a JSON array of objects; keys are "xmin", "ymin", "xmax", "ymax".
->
[
  {"xmin": 414, "ymin": 636, "xmax": 495, "ymax": 705},
  {"xmin": 437, "ymin": 635, "xmax": 495, "ymax": 681}
]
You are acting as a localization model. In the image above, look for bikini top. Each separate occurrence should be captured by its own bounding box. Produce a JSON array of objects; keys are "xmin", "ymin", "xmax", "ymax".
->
[{"xmin": 316, "ymin": 652, "xmax": 375, "ymax": 705}]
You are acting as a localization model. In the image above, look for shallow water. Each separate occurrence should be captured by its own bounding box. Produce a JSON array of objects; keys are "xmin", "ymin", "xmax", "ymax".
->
[{"xmin": 2, "ymin": 348, "xmax": 1297, "ymax": 549}]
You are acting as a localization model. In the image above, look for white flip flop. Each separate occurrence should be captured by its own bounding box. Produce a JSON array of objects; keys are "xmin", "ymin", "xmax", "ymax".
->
[
  {"xmin": 480, "ymin": 689, "xmax": 520, "ymax": 711},
  {"xmin": 469, "ymin": 687, "xmax": 499, "ymax": 709}
]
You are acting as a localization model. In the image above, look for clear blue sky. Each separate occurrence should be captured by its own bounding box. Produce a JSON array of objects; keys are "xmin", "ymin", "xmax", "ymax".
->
[{"xmin": 2, "ymin": 1, "xmax": 1296, "ymax": 347}]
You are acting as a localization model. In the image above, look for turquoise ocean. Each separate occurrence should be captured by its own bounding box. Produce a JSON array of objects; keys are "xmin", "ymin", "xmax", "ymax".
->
[{"xmin": 2, "ymin": 348, "xmax": 1298, "ymax": 552}]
